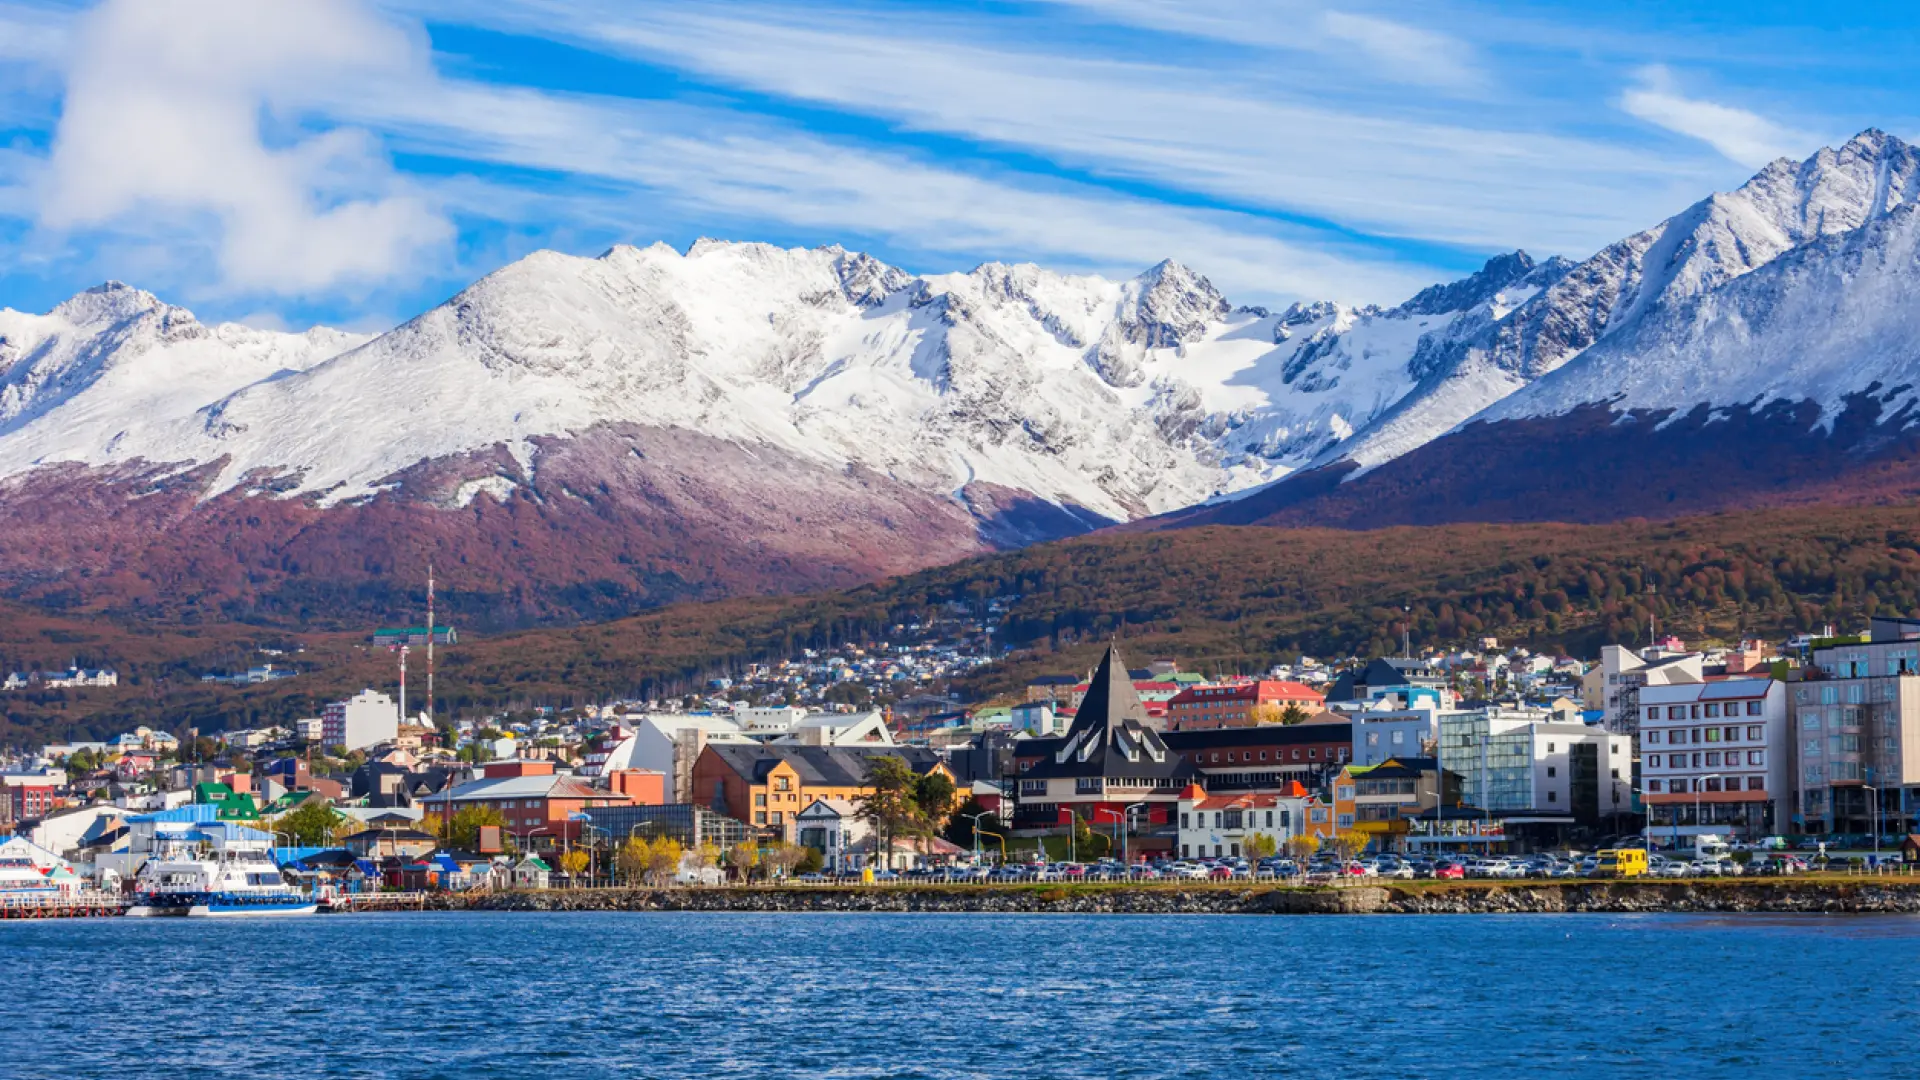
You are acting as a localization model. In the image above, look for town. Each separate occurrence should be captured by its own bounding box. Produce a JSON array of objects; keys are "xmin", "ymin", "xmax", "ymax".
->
[{"xmin": 6, "ymin": 613, "xmax": 1920, "ymax": 915}]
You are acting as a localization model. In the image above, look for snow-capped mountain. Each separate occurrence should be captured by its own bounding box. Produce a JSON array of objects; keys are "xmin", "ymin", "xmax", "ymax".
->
[
  {"xmin": 1179, "ymin": 128, "xmax": 1920, "ymax": 529},
  {"xmin": 9, "ymin": 128, "xmax": 1920, "ymax": 622}
]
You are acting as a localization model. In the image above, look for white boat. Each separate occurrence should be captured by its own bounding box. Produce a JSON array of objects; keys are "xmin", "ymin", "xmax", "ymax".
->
[{"xmin": 127, "ymin": 822, "xmax": 316, "ymax": 917}]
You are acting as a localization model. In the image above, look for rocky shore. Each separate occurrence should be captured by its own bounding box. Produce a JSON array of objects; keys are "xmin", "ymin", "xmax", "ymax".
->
[{"xmin": 396, "ymin": 881, "xmax": 1920, "ymax": 916}]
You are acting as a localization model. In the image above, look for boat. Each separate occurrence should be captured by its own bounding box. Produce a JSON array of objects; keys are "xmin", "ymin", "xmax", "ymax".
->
[{"xmin": 127, "ymin": 822, "xmax": 317, "ymax": 917}]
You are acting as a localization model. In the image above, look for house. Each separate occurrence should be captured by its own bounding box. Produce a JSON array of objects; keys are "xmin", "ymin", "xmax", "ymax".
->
[
  {"xmin": 44, "ymin": 668, "xmax": 119, "ymax": 689},
  {"xmin": 1165, "ymin": 680, "xmax": 1326, "ymax": 731},
  {"xmin": 1161, "ymin": 723, "xmax": 1354, "ymax": 794},
  {"xmin": 418, "ymin": 760, "xmax": 641, "ymax": 850},
  {"xmin": 2, "ymin": 672, "xmax": 28, "ymax": 691},
  {"xmin": 509, "ymin": 855, "xmax": 550, "ymax": 889},
  {"xmin": 341, "ymin": 826, "xmax": 439, "ymax": 859},
  {"xmin": 692, "ymin": 743, "xmax": 956, "ymax": 841},
  {"xmin": 1010, "ymin": 645, "xmax": 1198, "ymax": 831},
  {"xmin": 1175, "ymin": 784, "xmax": 1311, "ymax": 860}
]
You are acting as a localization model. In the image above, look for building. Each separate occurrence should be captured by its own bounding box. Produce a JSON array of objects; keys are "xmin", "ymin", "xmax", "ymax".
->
[
  {"xmin": 322, "ymin": 689, "xmax": 400, "ymax": 752},
  {"xmin": 1791, "ymin": 618, "xmax": 1920, "ymax": 835},
  {"xmin": 1324, "ymin": 658, "xmax": 1448, "ymax": 704},
  {"xmin": 581, "ymin": 803, "xmax": 755, "ymax": 852},
  {"xmin": 1160, "ymin": 723, "xmax": 1354, "ymax": 794},
  {"xmin": 1164, "ymin": 680, "xmax": 1326, "ymax": 731},
  {"xmin": 2, "ymin": 772, "xmax": 61, "ymax": 827},
  {"xmin": 1174, "ymin": 784, "xmax": 1310, "ymax": 859},
  {"xmin": 1352, "ymin": 706, "xmax": 1440, "ymax": 766},
  {"xmin": 1584, "ymin": 645, "xmax": 1704, "ymax": 734},
  {"xmin": 1639, "ymin": 677, "xmax": 1788, "ymax": 842},
  {"xmin": 582, "ymin": 715, "xmax": 757, "ymax": 803},
  {"xmin": 1341, "ymin": 757, "xmax": 1456, "ymax": 852},
  {"xmin": 692, "ymin": 743, "xmax": 955, "ymax": 841},
  {"xmin": 43, "ymin": 668, "xmax": 119, "ymax": 689},
  {"xmin": 1010, "ymin": 645, "xmax": 1197, "ymax": 831},
  {"xmin": 1438, "ymin": 708, "xmax": 1633, "ymax": 832},
  {"xmin": 419, "ymin": 760, "xmax": 643, "ymax": 849}
]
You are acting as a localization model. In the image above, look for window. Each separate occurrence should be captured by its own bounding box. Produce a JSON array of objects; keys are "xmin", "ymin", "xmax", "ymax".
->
[
  {"xmin": 1309, "ymin": 748, "xmax": 1319, "ymax": 760},
  {"xmin": 754, "ymin": 812, "xmax": 766, "ymax": 825},
  {"xmin": 1180, "ymin": 813, "xmax": 1190, "ymax": 829},
  {"xmin": 1292, "ymin": 750, "xmax": 1301, "ymax": 761},
  {"xmin": 1648, "ymin": 780, "xmax": 1664, "ymax": 793},
  {"xmin": 1547, "ymin": 790, "xmax": 1557, "ymax": 803},
  {"xmin": 1264, "ymin": 810, "xmax": 1273, "ymax": 827},
  {"xmin": 1748, "ymin": 776, "xmax": 1765, "ymax": 791},
  {"xmin": 1181, "ymin": 844, "xmax": 1190, "ymax": 857},
  {"xmin": 1647, "ymin": 730, "xmax": 1662, "ymax": 744},
  {"xmin": 1692, "ymin": 753, "xmax": 1702, "ymax": 768},
  {"xmin": 775, "ymin": 777, "xmax": 791, "ymax": 792},
  {"xmin": 1645, "ymin": 707, "xmax": 1659, "ymax": 722},
  {"xmin": 1646, "ymin": 754, "xmax": 1662, "ymax": 768},
  {"xmin": 771, "ymin": 811, "xmax": 784, "ymax": 825},
  {"xmin": 1691, "ymin": 705, "xmax": 1702, "ymax": 719},
  {"xmin": 754, "ymin": 793, "xmax": 767, "ymax": 807},
  {"xmin": 1611, "ymin": 768, "xmax": 1621, "ymax": 780},
  {"xmin": 1747, "ymin": 725, "xmax": 1762, "ymax": 741},
  {"xmin": 1705, "ymin": 752, "xmax": 1720, "ymax": 767},
  {"xmin": 1803, "ymin": 713, "xmax": 1822, "ymax": 731},
  {"xmin": 1705, "ymin": 728, "xmax": 1720, "ymax": 743},
  {"xmin": 1258, "ymin": 751, "xmax": 1268, "ymax": 761},
  {"xmin": 1669, "ymin": 706, "xmax": 1685, "ymax": 719},
  {"xmin": 1547, "ymin": 766, "xmax": 1556, "ymax": 778},
  {"xmin": 1705, "ymin": 703, "xmax": 1720, "ymax": 718},
  {"xmin": 1548, "ymin": 742, "xmax": 1556, "ymax": 753},
  {"xmin": 1210, "ymin": 753, "xmax": 1219, "ymax": 763},
  {"xmin": 1747, "ymin": 750, "xmax": 1763, "ymax": 766},
  {"xmin": 1747, "ymin": 701, "xmax": 1763, "ymax": 716}
]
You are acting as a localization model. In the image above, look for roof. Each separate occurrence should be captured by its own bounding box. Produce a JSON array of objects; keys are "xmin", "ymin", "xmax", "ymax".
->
[
  {"xmin": 1021, "ymin": 645, "xmax": 1196, "ymax": 783},
  {"xmin": 702, "ymin": 744, "xmax": 946, "ymax": 787},
  {"xmin": 1640, "ymin": 678, "xmax": 1774, "ymax": 704},
  {"xmin": 420, "ymin": 774, "xmax": 621, "ymax": 804}
]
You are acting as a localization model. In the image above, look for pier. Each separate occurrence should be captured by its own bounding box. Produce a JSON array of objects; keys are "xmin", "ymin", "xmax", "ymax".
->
[{"xmin": 0, "ymin": 892, "xmax": 129, "ymax": 919}]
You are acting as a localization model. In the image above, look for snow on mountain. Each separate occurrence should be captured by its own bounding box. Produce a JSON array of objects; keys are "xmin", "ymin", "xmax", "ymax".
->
[
  {"xmin": 1482, "ymin": 195, "xmax": 1920, "ymax": 427},
  {"xmin": 0, "ymin": 238, "xmax": 1526, "ymax": 527},
  {"xmin": 1310, "ymin": 128, "xmax": 1920, "ymax": 474},
  {"xmin": 0, "ymin": 282, "xmax": 368, "ymax": 453}
]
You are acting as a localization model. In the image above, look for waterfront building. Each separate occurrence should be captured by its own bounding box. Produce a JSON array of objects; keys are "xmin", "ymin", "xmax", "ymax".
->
[
  {"xmin": 1010, "ymin": 646, "xmax": 1195, "ymax": 831},
  {"xmin": 1584, "ymin": 645, "xmax": 1704, "ymax": 734},
  {"xmin": 419, "ymin": 760, "xmax": 646, "ymax": 850},
  {"xmin": 1791, "ymin": 618, "xmax": 1920, "ymax": 835},
  {"xmin": 1175, "ymin": 784, "xmax": 1307, "ymax": 859},
  {"xmin": 692, "ymin": 743, "xmax": 954, "ymax": 841},
  {"xmin": 1342, "ymin": 757, "xmax": 1456, "ymax": 852},
  {"xmin": 322, "ymin": 689, "xmax": 400, "ymax": 752},
  {"xmin": 1639, "ymin": 677, "xmax": 1788, "ymax": 842},
  {"xmin": 1161, "ymin": 722, "xmax": 1353, "ymax": 794},
  {"xmin": 1438, "ymin": 708, "xmax": 1633, "ymax": 832},
  {"xmin": 581, "ymin": 803, "xmax": 755, "ymax": 852}
]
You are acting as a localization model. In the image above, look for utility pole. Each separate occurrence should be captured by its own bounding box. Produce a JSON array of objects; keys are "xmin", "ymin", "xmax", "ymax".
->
[{"xmin": 398, "ymin": 645, "xmax": 409, "ymax": 724}]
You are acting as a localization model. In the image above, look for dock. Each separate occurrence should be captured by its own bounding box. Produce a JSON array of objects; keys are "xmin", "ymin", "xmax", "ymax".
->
[{"xmin": 0, "ymin": 892, "xmax": 130, "ymax": 919}]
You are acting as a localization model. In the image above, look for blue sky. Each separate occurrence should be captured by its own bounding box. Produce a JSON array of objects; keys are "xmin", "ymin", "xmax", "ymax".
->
[{"xmin": 0, "ymin": 0, "xmax": 1914, "ymax": 331}]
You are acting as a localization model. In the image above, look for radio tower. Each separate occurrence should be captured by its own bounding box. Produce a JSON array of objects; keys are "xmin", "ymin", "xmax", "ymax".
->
[{"xmin": 426, "ymin": 563, "xmax": 436, "ymax": 728}]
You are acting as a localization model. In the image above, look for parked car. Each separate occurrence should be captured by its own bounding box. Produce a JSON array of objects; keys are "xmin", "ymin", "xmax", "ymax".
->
[{"xmin": 1432, "ymin": 861, "xmax": 1466, "ymax": 880}]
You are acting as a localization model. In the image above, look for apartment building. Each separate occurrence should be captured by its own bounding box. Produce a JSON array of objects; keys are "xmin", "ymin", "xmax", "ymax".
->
[
  {"xmin": 1439, "ymin": 708, "xmax": 1632, "ymax": 824},
  {"xmin": 1638, "ymin": 678, "xmax": 1788, "ymax": 841},
  {"xmin": 1583, "ymin": 645, "xmax": 1704, "ymax": 734},
  {"xmin": 1792, "ymin": 618, "xmax": 1920, "ymax": 835}
]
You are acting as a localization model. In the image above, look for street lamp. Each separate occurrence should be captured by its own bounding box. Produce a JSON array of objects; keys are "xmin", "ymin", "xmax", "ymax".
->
[
  {"xmin": 962, "ymin": 810, "xmax": 997, "ymax": 866},
  {"xmin": 1863, "ymin": 785, "xmax": 1880, "ymax": 863}
]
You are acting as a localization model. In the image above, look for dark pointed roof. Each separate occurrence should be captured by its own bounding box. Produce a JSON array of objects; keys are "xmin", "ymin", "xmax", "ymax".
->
[{"xmin": 1024, "ymin": 645, "xmax": 1194, "ymax": 782}]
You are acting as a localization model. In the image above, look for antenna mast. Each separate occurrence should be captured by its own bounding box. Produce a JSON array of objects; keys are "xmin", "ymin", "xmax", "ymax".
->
[{"xmin": 426, "ymin": 562, "xmax": 435, "ymax": 728}]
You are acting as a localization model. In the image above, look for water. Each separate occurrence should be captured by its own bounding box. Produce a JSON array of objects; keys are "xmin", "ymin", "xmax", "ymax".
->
[{"xmin": 11, "ymin": 911, "xmax": 1920, "ymax": 1079}]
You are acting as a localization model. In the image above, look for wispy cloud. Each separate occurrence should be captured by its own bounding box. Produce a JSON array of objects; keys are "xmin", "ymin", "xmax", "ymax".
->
[
  {"xmin": 1619, "ymin": 65, "xmax": 1815, "ymax": 168},
  {"xmin": 431, "ymin": 1, "xmax": 1712, "ymax": 258},
  {"xmin": 1318, "ymin": 11, "xmax": 1482, "ymax": 92}
]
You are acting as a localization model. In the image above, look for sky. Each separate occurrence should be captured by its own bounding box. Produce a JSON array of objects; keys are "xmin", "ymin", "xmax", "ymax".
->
[{"xmin": 0, "ymin": 0, "xmax": 1913, "ymax": 332}]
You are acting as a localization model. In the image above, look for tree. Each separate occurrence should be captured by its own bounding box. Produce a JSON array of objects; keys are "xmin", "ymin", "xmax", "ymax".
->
[
  {"xmin": 795, "ymin": 847, "xmax": 824, "ymax": 875},
  {"xmin": 644, "ymin": 838, "xmax": 684, "ymax": 886},
  {"xmin": 557, "ymin": 850, "xmax": 590, "ymax": 878},
  {"xmin": 694, "ymin": 842, "xmax": 723, "ymax": 872},
  {"xmin": 271, "ymin": 799, "xmax": 342, "ymax": 847},
  {"xmin": 856, "ymin": 756, "xmax": 921, "ymax": 870},
  {"xmin": 1326, "ymin": 830, "xmax": 1369, "ymax": 861},
  {"xmin": 1286, "ymin": 834, "xmax": 1319, "ymax": 861},
  {"xmin": 1278, "ymin": 703, "xmax": 1311, "ymax": 726},
  {"xmin": 944, "ymin": 796, "xmax": 989, "ymax": 848},
  {"xmin": 725, "ymin": 841, "xmax": 760, "ymax": 883},
  {"xmin": 762, "ymin": 841, "xmax": 807, "ymax": 880},
  {"xmin": 1245, "ymin": 833, "xmax": 1279, "ymax": 859},
  {"xmin": 616, "ymin": 837, "xmax": 651, "ymax": 884},
  {"xmin": 914, "ymin": 771, "xmax": 957, "ymax": 829},
  {"xmin": 437, "ymin": 805, "xmax": 508, "ymax": 852}
]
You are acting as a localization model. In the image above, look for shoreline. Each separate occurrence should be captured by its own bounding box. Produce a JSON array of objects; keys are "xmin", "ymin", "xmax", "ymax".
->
[{"xmin": 357, "ymin": 879, "xmax": 1920, "ymax": 916}]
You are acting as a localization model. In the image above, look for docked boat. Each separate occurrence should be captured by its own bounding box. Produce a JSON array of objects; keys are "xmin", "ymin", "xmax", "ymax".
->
[{"xmin": 127, "ymin": 822, "xmax": 316, "ymax": 917}]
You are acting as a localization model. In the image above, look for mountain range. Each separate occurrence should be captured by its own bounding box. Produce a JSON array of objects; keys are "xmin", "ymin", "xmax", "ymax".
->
[{"xmin": 5, "ymin": 129, "xmax": 1920, "ymax": 627}]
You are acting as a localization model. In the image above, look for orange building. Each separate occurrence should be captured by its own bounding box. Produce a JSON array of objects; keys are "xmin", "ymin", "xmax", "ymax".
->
[
  {"xmin": 420, "ymin": 760, "xmax": 659, "ymax": 850},
  {"xmin": 692, "ymin": 745, "xmax": 957, "ymax": 841}
]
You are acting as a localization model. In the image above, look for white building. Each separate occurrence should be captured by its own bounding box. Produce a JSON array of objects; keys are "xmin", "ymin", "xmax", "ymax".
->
[
  {"xmin": 1439, "ymin": 708, "xmax": 1634, "ymax": 822},
  {"xmin": 1175, "ymin": 786, "xmax": 1308, "ymax": 860},
  {"xmin": 321, "ymin": 689, "xmax": 399, "ymax": 752},
  {"xmin": 771, "ymin": 711, "xmax": 894, "ymax": 748},
  {"xmin": 1583, "ymin": 645, "xmax": 1703, "ymax": 733},
  {"xmin": 584, "ymin": 714, "xmax": 754, "ymax": 803},
  {"xmin": 1352, "ymin": 702, "xmax": 1439, "ymax": 766},
  {"xmin": 43, "ymin": 668, "xmax": 118, "ymax": 689},
  {"xmin": 1010, "ymin": 701, "xmax": 1066, "ymax": 737},
  {"xmin": 1638, "ymin": 677, "xmax": 1788, "ymax": 843},
  {"xmin": 294, "ymin": 717, "xmax": 324, "ymax": 742}
]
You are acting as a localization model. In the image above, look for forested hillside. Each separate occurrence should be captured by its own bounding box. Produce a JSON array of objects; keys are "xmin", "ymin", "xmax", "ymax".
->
[{"xmin": 6, "ymin": 505, "xmax": 1920, "ymax": 742}]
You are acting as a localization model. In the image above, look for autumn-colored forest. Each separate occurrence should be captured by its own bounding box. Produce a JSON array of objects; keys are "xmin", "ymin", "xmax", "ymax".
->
[{"xmin": 7, "ymin": 503, "xmax": 1920, "ymax": 742}]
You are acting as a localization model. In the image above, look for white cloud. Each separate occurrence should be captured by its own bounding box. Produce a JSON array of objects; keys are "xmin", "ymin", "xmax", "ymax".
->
[
  {"xmin": 1619, "ymin": 65, "xmax": 1813, "ymax": 168},
  {"xmin": 1318, "ymin": 11, "xmax": 1482, "ymax": 92},
  {"xmin": 38, "ymin": 0, "xmax": 452, "ymax": 297}
]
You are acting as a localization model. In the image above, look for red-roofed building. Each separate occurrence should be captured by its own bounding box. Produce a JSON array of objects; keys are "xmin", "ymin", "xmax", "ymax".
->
[
  {"xmin": 1166, "ymin": 681, "xmax": 1326, "ymax": 731},
  {"xmin": 1175, "ymin": 783, "xmax": 1317, "ymax": 859}
]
